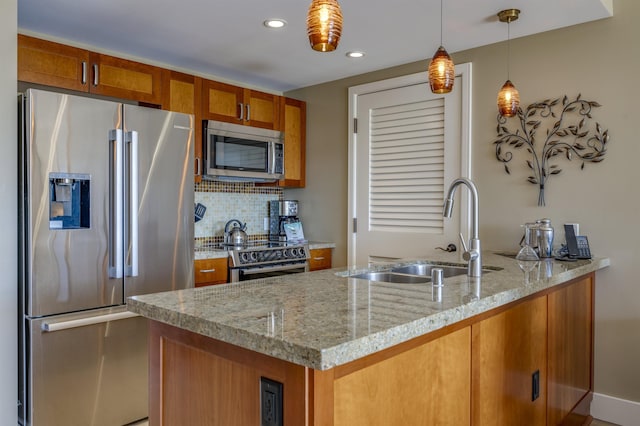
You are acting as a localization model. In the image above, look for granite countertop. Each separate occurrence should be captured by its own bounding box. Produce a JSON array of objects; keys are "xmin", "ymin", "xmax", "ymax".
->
[
  {"xmin": 194, "ymin": 241, "xmax": 336, "ymax": 260},
  {"xmin": 128, "ymin": 251, "xmax": 609, "ymax": 371}
]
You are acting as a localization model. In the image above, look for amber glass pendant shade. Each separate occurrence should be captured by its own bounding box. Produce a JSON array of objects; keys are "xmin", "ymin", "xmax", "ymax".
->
[
  {"xmin": 497, "ymin": 79, "xmax": 520, "ymax": 117},
  {"xmin": 428, "ymin": 46, "xmax": 455, "ymax": 94},
  {"xmin": 307, "ymin": 0, "xmax": 343, "ymax": 52}
]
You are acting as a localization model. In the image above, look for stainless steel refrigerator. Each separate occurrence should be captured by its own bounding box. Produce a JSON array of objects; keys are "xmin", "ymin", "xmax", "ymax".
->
[{"xmin": 18, "ymin": 89, "xmax": 194, "ymax": 426}]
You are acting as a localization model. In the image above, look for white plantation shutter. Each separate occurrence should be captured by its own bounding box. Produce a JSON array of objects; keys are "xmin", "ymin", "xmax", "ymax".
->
[{"xmin": 369, "ymin": 98, "xmax": 445, "ymax": 233}]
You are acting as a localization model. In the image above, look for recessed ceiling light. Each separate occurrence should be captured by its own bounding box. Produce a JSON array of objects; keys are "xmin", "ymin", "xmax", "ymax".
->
[
  {"xmin": 346, "ymin": 51, "xmax": 365, "ymax": 58},
  {"xmin": 264, "ymin": 19, "xmax": 287, "ymax": 29}
]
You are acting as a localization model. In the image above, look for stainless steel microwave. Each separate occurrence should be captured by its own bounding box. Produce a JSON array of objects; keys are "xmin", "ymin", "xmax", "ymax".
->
[{"xmin": 203, "ymin": 120, "xmax": 284, "ymax": 182}]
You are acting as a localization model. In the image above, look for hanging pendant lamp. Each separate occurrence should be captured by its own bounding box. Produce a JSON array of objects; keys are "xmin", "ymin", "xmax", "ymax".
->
[
  {"xmin": 428, "ymin": 0, "xmax": 454, "ymax": 93},
  {"xmin": 307, "ymin": 0, "xmax": 343, "ymax": 52},
  {"xmin": 497, "ymin": 9, "xmax": 520, "ymax": 117}
]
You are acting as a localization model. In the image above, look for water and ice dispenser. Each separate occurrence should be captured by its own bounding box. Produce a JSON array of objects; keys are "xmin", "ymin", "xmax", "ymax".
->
[{"xmin": 49, "ymin": 173, "xmax": 90, "ymax": 229}]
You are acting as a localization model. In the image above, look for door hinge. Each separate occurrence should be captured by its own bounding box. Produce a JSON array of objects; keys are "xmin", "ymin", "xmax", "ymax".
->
[
  {"xmin": 352, "ymin": 217, "xmax": 357, "ymax": 233},
  {"xmin": 353, "ymin": 118, "xmax": 358, "ymax": 133}
]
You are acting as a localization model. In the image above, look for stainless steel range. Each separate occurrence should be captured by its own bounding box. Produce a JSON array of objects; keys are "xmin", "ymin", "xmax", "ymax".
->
[{"xmin": 228, "ymin": 241, "xmax": 310, "ymax": 282}]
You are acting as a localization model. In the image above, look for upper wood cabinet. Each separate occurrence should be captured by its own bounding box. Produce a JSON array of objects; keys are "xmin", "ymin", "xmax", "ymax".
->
[
  {"xmin": 202, "ymin": 79, "xmax": 280, "ymax": 130},
  {"xmin": 18, "ymin": 34, "xmax": 90, "ymax": 92},
  {"xmin": 18, "ymin": 35, "xmax": 162, "ymax": 105},
  {"xmin": 279, "ymin": 97, "xmax": 306, "ymax": 188},
  {"xmin": 162, "ymin": 70, "xmax": 203, "ymax": 182}
]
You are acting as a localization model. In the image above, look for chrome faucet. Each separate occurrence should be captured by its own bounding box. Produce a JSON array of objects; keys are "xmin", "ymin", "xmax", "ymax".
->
[{"xmin": 443, "ymin": 178, "xmax": 482, "ymax": 277}]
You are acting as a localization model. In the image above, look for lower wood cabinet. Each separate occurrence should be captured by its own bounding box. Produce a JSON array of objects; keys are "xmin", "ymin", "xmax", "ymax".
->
[
  {"xmin": 309, "ymin": 248, "xmax": 332, "ymax": 271},
  {"xmin": 194, "ymin": 258, "xmax": 228, "ymax": 286},
  {"xmin": 147, "ymin": 273, "xmax": 596, "ymax": 425},
  {"xmin": 547, "ymin": 275, "xmax": 593, "ymax": 424},
  {"xmin": 472, "ymin": 295, "xmax": 548, "ymax": 425}
]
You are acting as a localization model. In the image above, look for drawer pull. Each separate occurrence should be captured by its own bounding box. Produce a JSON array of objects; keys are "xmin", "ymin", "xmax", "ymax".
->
[
  {"xmin": 199, "ymin": 268, "xmax": 217, "ymax": 273},
  {"xmin": 313, "ymin": 257, "xmax": 325, "ymax": 261}
]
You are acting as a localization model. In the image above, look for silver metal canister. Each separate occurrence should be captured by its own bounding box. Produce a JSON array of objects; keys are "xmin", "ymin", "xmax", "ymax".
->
[{"xmin": 537, "ymin": 218, "xmax": 554, "ymax": 258}]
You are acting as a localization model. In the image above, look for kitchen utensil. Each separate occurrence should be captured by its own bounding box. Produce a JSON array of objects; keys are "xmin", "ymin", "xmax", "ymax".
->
[
  {"xmin": 225, "ymin": 219, "xmax": 248, "ymax": 246},
  {"xmin": 536, "ymin": 218, "xmax": 554, "ymax": 258},
  {"xmin": 195, "ymin": 203, "xmax": 206, "ymax": 222},
  {"xmin": 516, "ymin": 223, "xmax": 540, "ymax": 261}
]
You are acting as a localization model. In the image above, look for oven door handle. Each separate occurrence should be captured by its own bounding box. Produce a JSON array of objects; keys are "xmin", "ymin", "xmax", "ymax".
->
[{"xmin": 239, "ymin": 262, "xmax": 308, "ymax": 275}]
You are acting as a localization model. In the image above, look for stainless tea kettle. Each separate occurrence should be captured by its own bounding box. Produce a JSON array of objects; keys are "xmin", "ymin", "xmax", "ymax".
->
[{"xmin": 224, "ymin": 219, "xmax": 248, "ymax": 246}]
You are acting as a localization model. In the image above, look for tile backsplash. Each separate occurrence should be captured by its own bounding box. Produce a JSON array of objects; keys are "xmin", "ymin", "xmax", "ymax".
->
[{"xmin": 194, "ymin": 181, "xmax": 283, "ymax": 243}]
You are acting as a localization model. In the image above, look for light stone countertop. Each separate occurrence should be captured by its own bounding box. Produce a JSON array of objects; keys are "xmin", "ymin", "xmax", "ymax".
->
[{"xmin": 128, "ymin": 251, "xmax": 609, "ymax": 370}]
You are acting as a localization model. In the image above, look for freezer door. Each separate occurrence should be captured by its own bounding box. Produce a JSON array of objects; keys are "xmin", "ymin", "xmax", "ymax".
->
[
  {"xmin": 24, "ymin": 90, "xmax": 124, "ymax": 317},
  {"xmin": 24, "ymin": 308, "xmax": 148, "ymax": 426},
  {"xmin": 122, "ymin": 105, "xmax": 194, "ymax": 297}
]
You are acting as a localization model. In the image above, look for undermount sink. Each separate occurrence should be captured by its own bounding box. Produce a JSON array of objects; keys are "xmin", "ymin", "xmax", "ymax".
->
[
  {"xmin": 350, "ymin": 262, "xmax": 495, "ymax": 284},
  {"xmin": 390, "ymin": 264, "xmax": 468, "ymax": 278},
  {"xmin": 352, "ymin": 272, "xmax": 431, "ymax": 284}
]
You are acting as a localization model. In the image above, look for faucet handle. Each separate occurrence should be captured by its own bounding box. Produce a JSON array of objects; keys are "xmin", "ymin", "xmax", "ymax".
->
[{"xmin": 458, "ymin": 232, "xmax": 468, "ymax": 253}]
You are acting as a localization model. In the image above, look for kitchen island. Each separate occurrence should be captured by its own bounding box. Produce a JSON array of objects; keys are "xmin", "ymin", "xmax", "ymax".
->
[{"xmin": 128, "ymin": 251, "xmax": 609, "ymax": 425}]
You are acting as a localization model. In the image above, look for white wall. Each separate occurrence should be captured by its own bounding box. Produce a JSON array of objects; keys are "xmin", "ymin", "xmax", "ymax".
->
[
  {"xmin": 1, "ymin": 0, "xmax": 17, "ymax": 423},
  {"xmin": 287, "ymin": 0, "xmax": 640, "ymax": 406}
]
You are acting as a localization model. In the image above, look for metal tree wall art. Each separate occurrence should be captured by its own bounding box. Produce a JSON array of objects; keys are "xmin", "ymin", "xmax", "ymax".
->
[{"xmin": 494, "ymin": 94, "xmax": 609, "ymax": 206}]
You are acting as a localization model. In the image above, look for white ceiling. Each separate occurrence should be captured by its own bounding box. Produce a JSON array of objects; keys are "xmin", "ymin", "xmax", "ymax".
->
[{"xmin": 18, "ymin": 0, "xmax": 612, "ymax": 93}]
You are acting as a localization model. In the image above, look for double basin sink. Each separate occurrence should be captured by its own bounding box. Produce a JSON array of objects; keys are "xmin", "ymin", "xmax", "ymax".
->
[{"xmin": 351, "ymin": 263, "xmax": 477, "ymax": 284}]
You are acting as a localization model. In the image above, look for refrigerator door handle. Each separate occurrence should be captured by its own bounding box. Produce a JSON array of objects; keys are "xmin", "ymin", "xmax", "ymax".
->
[
  {"xmin": 126, "ymin": 131, "xmax": 139, "ymax": 277},
  {"xmin": 109, "ymin": 129, "xmax": 124, "ymax": 278},
  {"xmin": 41, "ymin": 311, "xmax": 140, "ymax": 332}
]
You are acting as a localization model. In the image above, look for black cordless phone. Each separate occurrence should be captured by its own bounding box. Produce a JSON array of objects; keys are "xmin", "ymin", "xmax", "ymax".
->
[{"xmin": 564, "ymin": 224, "xmax": 592, "ymax": 259}]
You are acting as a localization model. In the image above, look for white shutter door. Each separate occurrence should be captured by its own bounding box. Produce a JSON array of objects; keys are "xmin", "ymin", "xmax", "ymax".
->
[
  {"xmin": 369, "ymin": 98, "xmax": 445, "ymax": 234},
  {"xmin": 353, "ymin": 77, "xmax": 463, "ymax": 266}
]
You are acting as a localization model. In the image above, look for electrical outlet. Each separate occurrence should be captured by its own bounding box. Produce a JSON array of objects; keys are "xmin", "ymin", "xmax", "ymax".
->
[
  {"xmin": 264, "ymin": 217, "xmax": 269, "ymax": 231},
  {"xmin": 260, "ymin": 377, "xmax": 283, "ymax": 426}
]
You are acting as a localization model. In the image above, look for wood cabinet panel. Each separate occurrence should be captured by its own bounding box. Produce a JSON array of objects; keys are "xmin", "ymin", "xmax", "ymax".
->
[
  {"xmin": 280, "ymin": 97, "xmax": 306, "ymax": 187},
  {"xmin": 309, "ymin": 248, "xmax": 332, "ymax": 271},
  {"xmin": 149, "ymin": 321, "xmax": 306, "ymax": 426},
  {"xmin": 89, "ymin": 52, "xmax": 162, "ymax": 104},
  {"xmin": 18, "ymin": 34, "xmax": 90, "ymax": 92},
  {"xmin": 472, "ymin": 295, "xmax": 547, "ymax": 425},
  {"xmin": 245, "ymin": 88, "xmax": 280, "ymax": 130},
  {"xmin": 18, "ymin": 35, "xmax": 163, "ymax": 104},
  {"xmin": 202, "ymin": 80, "xmax": 280, "ymax": 130},
  {"xmin": 162, "ymin": 70, "xmax": 202, "ymax": 181},
  {"xmin": 333, "ymin": 326, "xmax": 471, "ymax": 426},
  {"xmin": 194, "ymin": 258, "xmax": 228, "ymax": 286},
  {"xmin": 547, "ymin": 276, "xmax": 594, "ymax": 425}
]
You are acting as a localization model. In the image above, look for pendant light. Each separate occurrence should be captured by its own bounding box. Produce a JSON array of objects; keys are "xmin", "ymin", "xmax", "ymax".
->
[
  {"xmin": 497, "ymin": 9, "xmax": 520, "ymax": 117},
  {"xmin": 307, "ymin": 0, "xmax": 343, "ymax": 52},
  {"xmin": 428, "ymin": 0, "xmax": 455, "ymax": 93}
]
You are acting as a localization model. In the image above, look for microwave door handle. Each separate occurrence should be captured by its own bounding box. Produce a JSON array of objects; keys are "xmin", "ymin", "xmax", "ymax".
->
[
  {"xmin": 269, "ymin": 142, "xmax": 276, "ymax": 174},
  {"xmin": 108, "ymin": 129, "xmax": 124, "ymax": 279},
  {"xmin": 125, "ymin": 131, "xmax": 139, "ymax": 277}
]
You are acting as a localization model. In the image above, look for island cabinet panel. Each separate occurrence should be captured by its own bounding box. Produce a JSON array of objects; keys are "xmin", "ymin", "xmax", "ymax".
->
[
  {"xmin": 547, "ymin": 275, "xmax": 594, "ymax": 425},
  {"xmin": 471, "ymin": 295, "xmax": 548, "ymax": 426},
  {"xmin": 149, "ymin": 321, "xmax": 307, "ymax": 426},
  {"xmin": 332, "ymin": 326, "xmax": 471, "ymax": 426}
]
